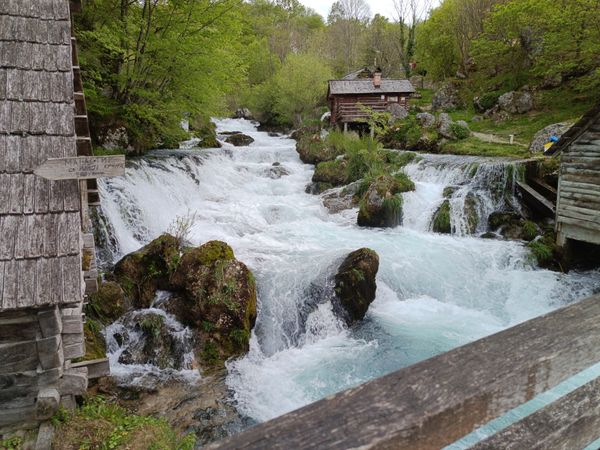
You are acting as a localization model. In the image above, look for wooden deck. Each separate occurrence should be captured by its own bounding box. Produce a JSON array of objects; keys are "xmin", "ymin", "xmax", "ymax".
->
[{"xmin": 208, "ymin": 295, "xmax": 600, "ymax": 449}]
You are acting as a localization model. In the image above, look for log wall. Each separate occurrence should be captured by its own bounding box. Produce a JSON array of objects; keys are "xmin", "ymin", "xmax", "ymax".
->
[{"xmin": 556, "ymin": 115, "xmax": 600, "ymax": 245}]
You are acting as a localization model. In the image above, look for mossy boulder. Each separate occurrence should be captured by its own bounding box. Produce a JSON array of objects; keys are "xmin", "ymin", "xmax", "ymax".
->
[
  {"xmin": 296, "ymin": 134, "xmax": 343, "ymax": 164},
  {"xmin": 190, "ymin": 116, "xmax": 221, "ymax": 148},
  {"xmin": 357, "ymin": 175, "xmax": 415, "ymax": 228},
  {"xmin": 463, "ymin": 193, "xmax": 480, "ymax": 234},
  {"xmin": 432, "ymin": 200, "xmax": 451, "ymax": 234},
  {"xmin": 334, "ymin": 249, "xmax": 380, "ymax": 325},
  {"xmin": 488, "ymin": 212, "xmax": 540, "ymax": 241},
  {"xmin": 225, "ymin": 133, "xmax": 254, "ymax": 147},
  {"xmin": 113, "ymin": 234, "xmax": 181, "ymax": 309},
  {"xmin": 88, "ymin": 281, "xmax": 128, "ymax": 324},
  {"xmin": 312, "ymin": 159, "xmax": 348, "ymax": 186},
  {"xmin": 171, "ymin": 241, "xmax": 257, "ymax": 367}
]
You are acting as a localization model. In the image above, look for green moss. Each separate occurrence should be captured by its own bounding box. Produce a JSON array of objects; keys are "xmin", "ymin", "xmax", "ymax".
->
[
  {"xmin": 140, "ymin": 315, "xmax": 165, "ymax": 339},
  {"xmin": 191, "ymin": 241, "xmax": 235, "ymax": 266},
  {"xmin": 442, "ymin": 137, "xmax": 530, "ymax": 159},
  {"xmin": 0, "ymin": 436, "xmax": 23, "ymax": 450},
  {"xmin": 522, "ymin": 220, "xmax": 538, "ymax": 241},
  {"xmin": 230, "ymin": 329, "xmax": 250, "ymax": 348},
  {"xmin": 93, "ymin": 147, "xmax": 127, "ymax": 156},
  {"xmin": 78, "ymin": 319, "xmax": 107, "ymax": 362},
  {"xmin": 449, "ymin": 122, "xmax": 470, "ymax": 140},
  {"xmin": 313, "ymin": 159, "xmax": 347, "ymax": 186},
  {"xmin": 201, "ymin": 340, "xmax": 222, "ymax": 366},
  {"xmin": 432, "ymin": 200, "xmax": 451, "ymax": 234},
  {"xmin": 52, "ymin": 396, "xmax": 195, "ymax": 450},
  {"xmin": 382, "ymin": 195, "xmax": 403, "ymax": 222}
]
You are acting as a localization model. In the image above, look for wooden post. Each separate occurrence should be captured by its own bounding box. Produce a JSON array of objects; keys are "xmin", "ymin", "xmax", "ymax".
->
[{"xmin": 343, "ymin": 123, "xmax": 348, "ymax": 134}]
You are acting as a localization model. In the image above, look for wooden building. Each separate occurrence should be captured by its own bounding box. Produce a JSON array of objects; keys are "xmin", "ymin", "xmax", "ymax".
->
[
  {"xmin": 327, "ymin": 68, "xmax": 415, "ymax": 127},
  {"xmin": 552, "ymin": 102, "xmax": 600, "ymax": 248},
  {"xmin": 0, "ymin": 0, "xmax": 107, "ymax": 441}
]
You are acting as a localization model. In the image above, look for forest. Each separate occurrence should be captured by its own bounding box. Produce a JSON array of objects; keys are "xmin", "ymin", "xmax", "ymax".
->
[{"xmin": 74, "ymin": 0, "xmax": 600, "ymax": 153}]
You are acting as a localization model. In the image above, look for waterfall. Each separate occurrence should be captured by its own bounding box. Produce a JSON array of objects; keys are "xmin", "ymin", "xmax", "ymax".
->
[
  {"xmin": 97, "ymin": 119, "xmax": 600, "ymax": 423},
  {"xmin": 403, "ymin": 154, "xmax": 522, "ymax": 236}
]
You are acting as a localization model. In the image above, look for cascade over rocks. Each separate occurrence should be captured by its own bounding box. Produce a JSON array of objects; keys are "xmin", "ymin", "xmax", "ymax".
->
[
  {"xmin": 112, "ymin": 236, "xmax": 257, "ymax": 368},
  {"xmin": 333, "ymin": 249, "xmax": 380, "ymax": 326},
  {"xmin": 118, "ymin": 311, "xmax": 193, "ymax": 370}
]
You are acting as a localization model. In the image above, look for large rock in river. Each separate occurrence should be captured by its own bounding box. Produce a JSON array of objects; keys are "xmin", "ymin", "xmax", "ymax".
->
[
  {"xmin": 357, "ymin": 175, "xmax": 415, "ymax": 228},
  {"xmin": 334, "ymin": 249, "xmax": 380, "ymax": 325},
  {"xmin": 171, "ymin": 241, "xmax": 257, "ymax": 366},
  {"xmin": 113, "ymin": 234, "xmax": 180, "ymax": 309},
  {"xmin": 225, "ymin": 133, "xmax": 254, "ymax": 147}
]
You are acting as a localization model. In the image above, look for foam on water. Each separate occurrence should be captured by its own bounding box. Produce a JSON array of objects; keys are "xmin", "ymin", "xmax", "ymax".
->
[{"xmin": 97, "ymin": 119, "xmax": 600, "ymax": 423}]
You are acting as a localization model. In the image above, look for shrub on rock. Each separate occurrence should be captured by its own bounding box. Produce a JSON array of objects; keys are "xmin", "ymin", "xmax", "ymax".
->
[{"xmin": 357, "ymin": 174, "xmax": 415, "ymax": 228}]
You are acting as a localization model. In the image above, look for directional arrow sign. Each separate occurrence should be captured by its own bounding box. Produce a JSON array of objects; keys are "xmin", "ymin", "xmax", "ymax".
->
[{"xmin": 34, "ymin": 155, "xmax": 126, "ymax": 180}]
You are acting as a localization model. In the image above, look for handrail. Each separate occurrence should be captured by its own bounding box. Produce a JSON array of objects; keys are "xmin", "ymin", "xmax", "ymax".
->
[{"xmin": 208, "ymin": 295, "xmax": 600, "ymax": 449}]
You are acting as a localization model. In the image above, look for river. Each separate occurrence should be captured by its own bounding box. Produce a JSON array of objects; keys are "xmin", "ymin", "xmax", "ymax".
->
[{"xmin": 96, "ymin": 119, "xmax": 600, "ymax": 441}]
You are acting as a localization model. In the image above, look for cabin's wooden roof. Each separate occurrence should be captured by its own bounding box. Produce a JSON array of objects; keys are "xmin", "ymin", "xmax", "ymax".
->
[
  {"xmin": 329, "ymin": 79, "xmax": 415, "ymax": 96},
  {"xmin": 0, "ymin": 0, "xmax": 82, "ymax": 312}
]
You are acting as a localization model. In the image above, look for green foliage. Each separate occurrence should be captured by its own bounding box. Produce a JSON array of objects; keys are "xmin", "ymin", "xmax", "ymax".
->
[
  {"xmin": 93, "ymin": 147, "xmax": 127, "ymax": 156},
  {"xmin": 522, "ymin": 221, "xmax": 539, "ymax": 242},
  {"xmin": 313, "ymin": 159, "xmax": 348, "ymax": 186},
  {"xmin": 0, "ymin": 437, "xmax": 22, "ymax": 450},
  {"xmin": 477, "ymin": 92, "xmax": 501, "ymax": 112},
  {"xmin": 442, "ymin": 137, "xmax": 531, "ymax": 159},
  {"xmin": 52, "ymin": 396, "xmax": 195, "ymax": 450},
  {"xmin": 449, "ymin": 123, "xmax": 470, "ymax": 140},
  {"xmin": 140, "ymin": 315, "xmax": 165, "ymax": 339},
  {"xmin": 528, "ymin": 239, "xmax": 555, "ymax": 265},
  {"xmin": 272, "ymin": 53, "xmax": 333, "ymax": 126},
  {"xmin": 382, "ymin": 195, "xmax": 403, "ymax": 222},
  {"xmin": 432, "ymin": 200, "xmax": 451, "ymax": 234}
]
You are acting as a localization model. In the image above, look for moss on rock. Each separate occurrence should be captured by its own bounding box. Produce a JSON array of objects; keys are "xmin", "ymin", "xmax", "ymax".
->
[
  {"xmin": 357, "ymin": 174, "xmax": 415, "ymax": 228},
  {"xmin": 334, "ymin": 248, "xmax": 380, "ymax": 325},
  {"xmin": 432, "ymin": 200, "xmax": 451, "ymax": 234},
  {"xmin": 113, "ymin": 234, "xmax": 181, "ymax": 309},
  {"xmin": 312, "ymin": 159, "xmax": 348, "ymax": 186}
]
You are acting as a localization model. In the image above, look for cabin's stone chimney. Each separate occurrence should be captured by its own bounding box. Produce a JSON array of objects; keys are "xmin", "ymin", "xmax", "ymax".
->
[{"xmin": 373, "ymin": 69, "xmax": 382, "ymax": 88}]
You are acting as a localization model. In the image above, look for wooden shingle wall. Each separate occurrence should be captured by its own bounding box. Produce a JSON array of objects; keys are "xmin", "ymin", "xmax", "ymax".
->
[
  {"xmin": 556, "ymin": 112, "xmax": 600, "ymax": 246},
  {"xmin": 0, "ymin": 0, "xmax": 83, "ymax": 311}
]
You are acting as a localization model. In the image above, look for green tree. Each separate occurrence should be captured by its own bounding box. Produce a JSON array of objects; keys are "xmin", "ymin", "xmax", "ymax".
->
[{"xmin": 273, "ymin": 53, "xmax": 333, "ymax": 126}]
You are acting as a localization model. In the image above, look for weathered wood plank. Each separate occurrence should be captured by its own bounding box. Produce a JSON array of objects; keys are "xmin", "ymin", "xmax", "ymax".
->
[
  {"xmin": 558, "ymin": 206, "xmax": 600, "ymax": 223},
  {"xmin": 560, "ymin": 197, "xmax": 600, "ymax": 212},
  {"xmin": 62, "ymin": 315, "xmax": 83, "ymax": 334},
  {"xmin": 472, "ymin": 377, "xmax": 600, "ymax": 450},
  {"xmin": 0, "ymin": 320, "xmax": 39, "ymax": 343},
  {"xmin": 34, "ymin": 155, "xmax": 126, "ymax": 181},
  {"xmin": 557, "ymin": 221, "xmax": 600, "ymax": 245},
  {"xmin": 0, "ymin": 215, "xmax": 18, "ymax": 260},
  {"xmin": 61, "ymin": 255, "xmax": 81, "ymax": 304},
  {"xmin": 0, "ymin": 341, "xmax": 38, "ymax": 374},
  {"xmin": 1, "ymin": 260, "xmax": 18, "ymax": 311},
  {"xmin": 208, "ymin": 295, "xmax": 600, "ymax": 450},
  {"xmin": 72, "ymin": 358, "xmax": 110, "ymax": 379},
  {"xmin": 16, "ymin": 259, "xmax": 37, "ymax": 309},
  {"xmin": 38, "ymin": 306, "xmax": 62, "ymax": 338},
  {"xmin": 36, "ymin": 335, "xmax": 63, "ymax": 370}
]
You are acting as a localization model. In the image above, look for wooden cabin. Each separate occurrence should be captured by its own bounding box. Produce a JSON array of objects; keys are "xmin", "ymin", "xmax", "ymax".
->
[
  {"xmin": 327, "ymin": 68, "xmax": 415, "ymax": 127},
  {"xmin": 551, "ymin": 102, "xmax": 600, "ymax": 248},
  {"xmin": 0, "ymin": 0, "xmax": 107, "ymax": 442}
]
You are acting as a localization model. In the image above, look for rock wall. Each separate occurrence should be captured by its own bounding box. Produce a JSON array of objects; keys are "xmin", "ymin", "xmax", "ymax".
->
[{"xmin": 0, "ymin": 305, "xmax": 88, "ymax": 435}]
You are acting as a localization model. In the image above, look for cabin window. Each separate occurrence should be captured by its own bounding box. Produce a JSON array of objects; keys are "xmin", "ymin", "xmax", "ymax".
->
[{"xmin": 388, "ymin": 96, "xmax": 399, "ymax": 102}]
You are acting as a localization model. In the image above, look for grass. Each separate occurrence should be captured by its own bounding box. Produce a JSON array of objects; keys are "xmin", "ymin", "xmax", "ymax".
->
[
  {"xmin": 413, "ymin": 89, "xmax": 434, "ymax": 108},
  {"xmin": 441, "ymin": 137, "xmax": 532, "ymax": 159},
  {"xmin": 93, "ymin": 147, "xmax": 127, "ymax": 156},
  {"xmin": 52, "ymin": 396, "xmax": 195, "ymax": 450}
]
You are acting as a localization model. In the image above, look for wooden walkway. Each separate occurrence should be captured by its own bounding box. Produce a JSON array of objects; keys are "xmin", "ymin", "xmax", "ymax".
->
[{"xmin": 208, "ymin": 295, "xmax": 600, "ymax": 449}]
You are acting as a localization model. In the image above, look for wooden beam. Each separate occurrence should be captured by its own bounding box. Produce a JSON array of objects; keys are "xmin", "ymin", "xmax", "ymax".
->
[
  {"xmin": 34, "ymin": 156, "xmax": 125, "ymax": 181},
  {"xmin": 472, "ymin": 377, "xmax": 600, "ymax": 450},
  {"xmin": 208, "ymin": 295, "xmax": 600, "ymax": 450}
]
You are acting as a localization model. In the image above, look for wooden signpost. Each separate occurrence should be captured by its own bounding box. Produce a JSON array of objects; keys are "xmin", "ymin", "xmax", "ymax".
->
[{"xmin": 34, "ymin": 156, "xmax": 126, "ymax": 181}]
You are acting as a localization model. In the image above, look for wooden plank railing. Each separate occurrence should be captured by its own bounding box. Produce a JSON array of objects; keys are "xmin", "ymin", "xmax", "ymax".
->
[
  {"xmin": 337, "ymin": 102, "xmax": 388, "ymax": 123},
  {"xmin": 208, "ymin": 294, "xmax": 600, "ymax": 449}
]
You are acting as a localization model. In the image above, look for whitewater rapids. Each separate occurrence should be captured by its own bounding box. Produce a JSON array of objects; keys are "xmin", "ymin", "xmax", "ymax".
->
[{"xmin": 97, "ymin": 119, "xmax": 600, "ymax": 430}]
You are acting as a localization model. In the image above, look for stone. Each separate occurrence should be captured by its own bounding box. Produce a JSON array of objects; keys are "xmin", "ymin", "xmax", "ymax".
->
[
  {"xmin": 431, "ymin": 200, "xmax": 451, "ymax": 234},
  {"xmin": 113, "ymin": 234, "xmax": 180, "ymax": 309},
  {"xmin": 170, "ymin": 242, "xmax": 257, "ymax": 366},
  {"xmin": 296, "ymin": 134, "xmax": 343, "ymax": 165},
  {"xmin": 456, "ymin": 120, "xmax": 470, "ymax": 130},
  {"xmin": 35, "ymin": 388, "xmax": 60, "ymax": 420},
  {"xmin": 497, "ymin": 91, "xmax": 533, "ymax": 115},
  {"xmin": 472, "ymin": 115, "xmax": 483, "ymax": 122},
  {"xmin": 224, "ymin": 133, "xmax": 254, "ymax": 147},
  {"xmin": 35, "ymin": 421, "xmax": 55, "ymax": 450},
  {"xmin": 416, "ymin": 112, "xmax": 436, "ymax": 128},
  {"xmin": 234, "ymin": 108, "xmax": 253, "ymax": 120},
  {"xmin": 88, "ymin": 281, "xmax": 128, "ymax": 323},
  {"xmin": 529, "ymin": 123, "xmax": 571, "ymax": 153},
  {"xmin": 387, "ymin": 103, "xmax": 409, "ymax": 120},
  {"xmin": 432, "ymin": 82, "xmax": 462, "ymax": 111},
  {"xmin": 264, "ymin": 163, "xmax": 290, "ymax": 179},
  {"xmin": 333, "ymin": 249, "xmax": 380, "ymax": 325},
  {"xmin": 321, "ymin": 181, "xmax": 362, "ymax": 214},
  {"xmin": 97, "ymin": 126, "xmax": 130, "ymax": 151},
  {"xmin": 437, "ymin": 113, "xmax": 455, "ymax": 139},
  {"xmin": 357, "ymin": 175, "xmax": 414, "ymax": 228}
]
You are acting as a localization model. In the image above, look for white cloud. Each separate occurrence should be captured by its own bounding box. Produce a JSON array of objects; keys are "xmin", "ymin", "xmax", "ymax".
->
[{"xmin": 300, "ymin": 0, "xmax": 439, "ymax": 21}]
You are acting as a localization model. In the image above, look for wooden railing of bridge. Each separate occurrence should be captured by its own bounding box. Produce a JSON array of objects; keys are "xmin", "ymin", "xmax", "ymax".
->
[
  {"xmin": 336, "ymin": 101, "xmax": 388, "ymax": 123},
  {"xmin": 208, "ymin": 294, "xmax": 600, "ymax": 449}
]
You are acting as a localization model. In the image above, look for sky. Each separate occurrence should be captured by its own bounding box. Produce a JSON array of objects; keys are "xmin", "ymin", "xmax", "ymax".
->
[{"xmin": 299, "ymin": 0, "xmax": 440, "ymax": 21}]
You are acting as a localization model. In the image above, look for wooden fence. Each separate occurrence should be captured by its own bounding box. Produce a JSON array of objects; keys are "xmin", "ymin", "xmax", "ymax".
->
[{"xmin": 208, "ymin": 294, "xmax": 600, "ymax": 449}]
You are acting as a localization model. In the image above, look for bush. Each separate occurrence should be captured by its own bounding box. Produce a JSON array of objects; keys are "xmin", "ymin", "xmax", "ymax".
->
[
  {"xmin": 450, "ymin": 123, "xmax": 470, "ymax": 140},
  {"xmin": 476, "ymin": 92, "xmax": 501, "ymax": 112}
]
